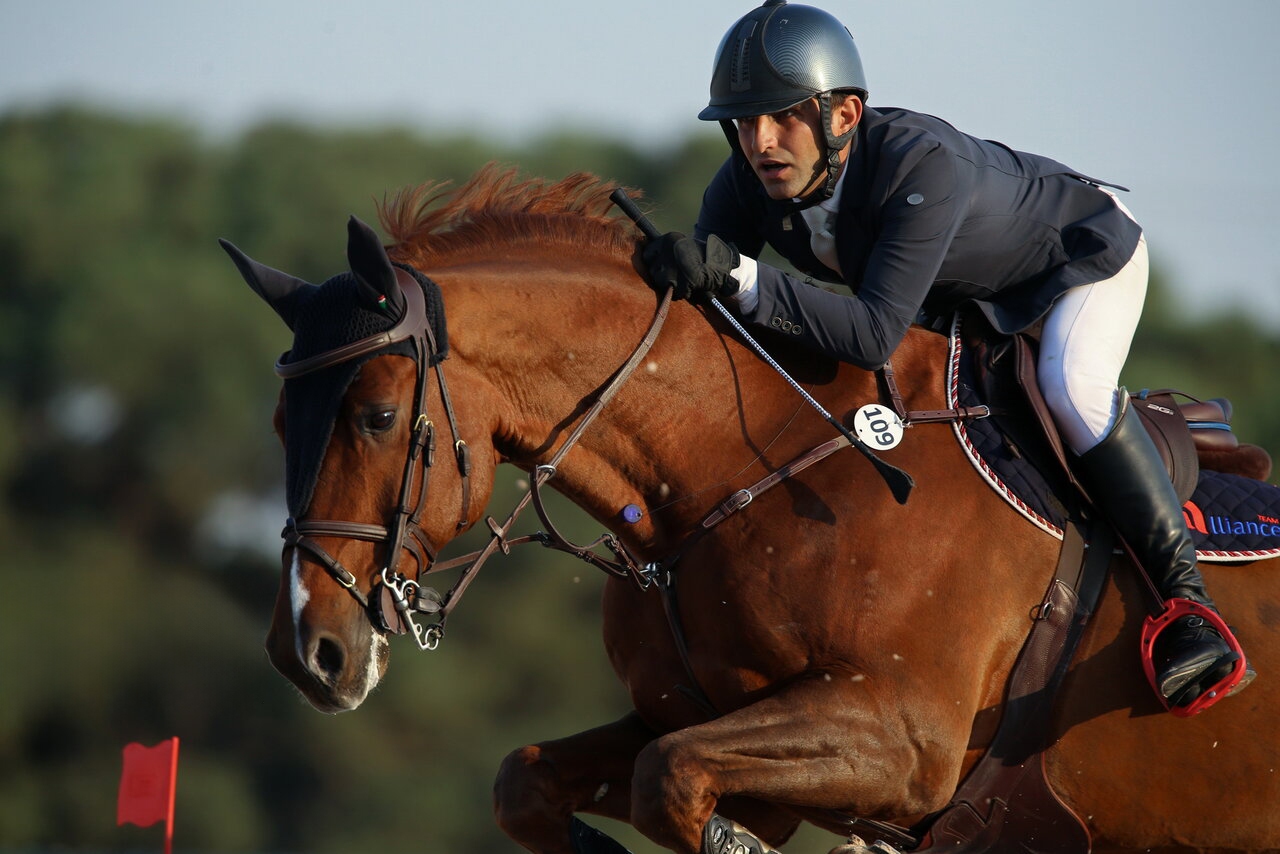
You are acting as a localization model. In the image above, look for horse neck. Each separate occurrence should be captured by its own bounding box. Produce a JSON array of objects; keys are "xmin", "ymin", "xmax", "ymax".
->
[
  {"xmin": 436, "ymin": 252, "xmax": 902, "ymax": 549},
  {"xmin": 438, "ymin": 255, "xmax": 696, "ymax": 514}
]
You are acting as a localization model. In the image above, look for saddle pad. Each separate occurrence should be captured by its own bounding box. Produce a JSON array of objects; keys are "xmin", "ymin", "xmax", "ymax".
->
[{"xmin": 945, "ymin": 321, "xmax": 1280, "ymax": 564}]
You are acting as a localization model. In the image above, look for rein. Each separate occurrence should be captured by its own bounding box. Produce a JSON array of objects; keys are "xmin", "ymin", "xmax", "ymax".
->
[{"xmin": 415, "ymin": 286, "xmax": 676, "ymax": 625}]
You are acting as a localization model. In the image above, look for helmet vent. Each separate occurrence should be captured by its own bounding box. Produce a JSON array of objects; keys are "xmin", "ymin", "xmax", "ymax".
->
[{"xmin": 729, "ymin": 20, "xmax": 757, "ymax": 92}]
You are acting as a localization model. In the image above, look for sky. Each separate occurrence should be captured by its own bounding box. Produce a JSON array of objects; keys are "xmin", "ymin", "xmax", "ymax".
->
[{"xmin": 3, "ymin": 0, "xmax": 1279, "ymax": 330}]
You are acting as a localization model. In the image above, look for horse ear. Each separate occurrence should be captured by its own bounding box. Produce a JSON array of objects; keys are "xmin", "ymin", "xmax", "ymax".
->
[
  {"xmin": 346, "ymin": 216, "xmax": 405, "ymax": 318},
  {"xmin": 219, "ymin": 238, "xmax": 313, "ymax": 330}
]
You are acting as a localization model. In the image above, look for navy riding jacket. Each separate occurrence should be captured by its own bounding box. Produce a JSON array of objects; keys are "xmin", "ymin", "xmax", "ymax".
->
[{"xmin": 694, "ymin": 106, "xmax": 1144, "ymax": 369}]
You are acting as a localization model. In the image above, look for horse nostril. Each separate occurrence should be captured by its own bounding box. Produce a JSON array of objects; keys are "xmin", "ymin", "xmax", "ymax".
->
[{"xmin": 309, "ymin": 633, "xmax": 347, "ymax": 686}]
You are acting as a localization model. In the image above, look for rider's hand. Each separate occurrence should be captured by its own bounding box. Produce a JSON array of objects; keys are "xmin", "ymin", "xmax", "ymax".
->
[{"xmin": 641, "ymin": 232, "xmax": 741, "ymax": 301}]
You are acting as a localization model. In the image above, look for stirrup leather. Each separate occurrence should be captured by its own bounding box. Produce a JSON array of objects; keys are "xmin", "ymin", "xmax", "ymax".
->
[{"xmin": 1140, "ymin": 598, "xmax": 1248, "ymax": 717}]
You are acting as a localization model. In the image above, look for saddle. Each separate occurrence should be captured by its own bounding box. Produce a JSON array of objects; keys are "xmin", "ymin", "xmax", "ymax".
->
[
  {"xmin": 897, "ymin": 313, "xmax": 1273, "ymax": 854},
  {"xmin": 950, "ymin": 314, "xmax": 1275, "ymax": 549},
  {"xmin": 966, "ymin": 319, "xmax": 1269, "ymax": 495}
]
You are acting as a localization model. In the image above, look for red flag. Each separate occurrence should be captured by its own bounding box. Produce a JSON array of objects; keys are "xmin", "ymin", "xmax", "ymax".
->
[{"xmin": 117, "ymin": 738, "xmax": 179, "ymax": 851}]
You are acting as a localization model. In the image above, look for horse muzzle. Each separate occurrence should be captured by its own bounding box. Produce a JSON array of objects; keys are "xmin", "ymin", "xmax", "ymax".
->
[{"xmin": 267, "ymin": 616, "xmax": 389, "ymax": 714}]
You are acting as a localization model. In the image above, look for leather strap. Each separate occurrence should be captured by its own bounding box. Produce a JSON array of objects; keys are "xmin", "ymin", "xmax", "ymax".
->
[
  {"xmin": 274, "ymin": 267, "xmax": 430, "ymax": 378},
  {"xmin": 409, "ymin": 287, "xmax": 678, "ymax": 632},
  {"xmin": 700, "ymin": 436, "xmax": 851, "ymax": 529},
  {"xmin": 912, "ymin": 518, "xmax": 1110, "ymax": 853},
  {"xmin": 879, "ymin": 360, "xmax": 991, "ymax": 426}
]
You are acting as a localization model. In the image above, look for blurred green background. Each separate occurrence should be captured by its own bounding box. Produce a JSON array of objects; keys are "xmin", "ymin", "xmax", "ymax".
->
[{"xmin": 1, "ymin": 105, "xmax": 1277, "ymax": 853}]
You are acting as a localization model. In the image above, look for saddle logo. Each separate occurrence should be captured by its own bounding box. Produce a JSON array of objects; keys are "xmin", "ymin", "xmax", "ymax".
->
[
  {"xmin": 1183, "ymin": 501, "xmax": 1208, "ymax": 535},
  {"xmin": 1183, "ymin": 500, "xmax": 1280, "ymax": 540}
]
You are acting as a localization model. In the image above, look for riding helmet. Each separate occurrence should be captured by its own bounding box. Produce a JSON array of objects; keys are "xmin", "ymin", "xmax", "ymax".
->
[
  {"xmin": 700, "ymin": 1, "xmax": 867, "ymax": 201},
  {"xmin": 699, "ymin": 0, "xmax": 867, "ymax": 122}
]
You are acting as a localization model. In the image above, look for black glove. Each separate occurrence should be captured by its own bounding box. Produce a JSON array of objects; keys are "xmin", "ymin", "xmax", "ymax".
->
[{"xmin": 641, "ymin": 232, "xmax": 741, "ymax": 301}]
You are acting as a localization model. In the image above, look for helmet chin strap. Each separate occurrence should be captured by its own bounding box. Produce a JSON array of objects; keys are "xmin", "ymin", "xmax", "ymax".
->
[{"xmin": 817, "ymin": 91, "xmax": 857, "ymax": 198}]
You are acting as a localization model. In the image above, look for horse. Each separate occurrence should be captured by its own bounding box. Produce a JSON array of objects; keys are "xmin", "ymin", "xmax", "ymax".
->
[{"xmin": 223, "ymin": 166, "xmax": 1280, "ymax": 854}]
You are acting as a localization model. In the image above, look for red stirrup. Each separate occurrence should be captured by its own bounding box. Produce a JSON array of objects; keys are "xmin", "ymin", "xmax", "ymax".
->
[{"xmin": 1140, "ymin": 598, "xmax": 1248, "ymax": 717}]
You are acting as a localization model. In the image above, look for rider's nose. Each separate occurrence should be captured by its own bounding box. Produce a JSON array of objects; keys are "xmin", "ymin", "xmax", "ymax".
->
[{"xmin": 745, "ymin": 117, "xmax": 778, "ymax": 153}]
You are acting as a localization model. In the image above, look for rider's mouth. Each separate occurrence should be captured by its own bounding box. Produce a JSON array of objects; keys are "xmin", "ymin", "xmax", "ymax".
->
[{"xmin": 756, "ymin": 159, "xmax": 788, "ymax": 180}]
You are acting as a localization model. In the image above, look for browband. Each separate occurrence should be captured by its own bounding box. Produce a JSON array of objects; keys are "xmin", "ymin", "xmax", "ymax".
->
[{"xmin": 275, "ymin": 268, "xmax": 426, "ymax": 379}]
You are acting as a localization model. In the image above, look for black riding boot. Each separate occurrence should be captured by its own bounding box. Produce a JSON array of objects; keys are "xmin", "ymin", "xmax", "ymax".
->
[{"xmin": 1076, "ymin": 397, "xmax": 1244, "ymax": 705}]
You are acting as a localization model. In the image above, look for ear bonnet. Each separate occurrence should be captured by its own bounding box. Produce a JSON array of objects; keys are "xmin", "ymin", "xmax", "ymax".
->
[{"xmin": 221, "ymin": 218, "xmax": 447, "ymax": 516}]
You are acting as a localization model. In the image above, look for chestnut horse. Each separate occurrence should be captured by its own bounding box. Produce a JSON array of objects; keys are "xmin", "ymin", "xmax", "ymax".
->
[{"xmin": 224, "ymin": 168, "xmax": 1279, "ymax": 853}]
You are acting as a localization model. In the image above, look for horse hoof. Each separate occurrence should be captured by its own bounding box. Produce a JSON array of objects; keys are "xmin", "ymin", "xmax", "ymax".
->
[{"xmin": 828, "ymin": 841, "xmax": 905, "ymax": 854}]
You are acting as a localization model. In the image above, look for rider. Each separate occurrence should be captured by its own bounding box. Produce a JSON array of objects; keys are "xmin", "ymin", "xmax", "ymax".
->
[{"xmin": 641, "ymin": 0, "xmax": 1249, "ymax": 712}]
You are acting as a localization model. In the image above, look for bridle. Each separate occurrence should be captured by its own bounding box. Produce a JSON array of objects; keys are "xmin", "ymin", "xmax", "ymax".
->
[
  {"xmin": 278, "ymin": 262, "xmax": 675, "ymax": 652},
  {"xmin": 279, "ymin": 267, "xmax": 473, "ymax": 651}
]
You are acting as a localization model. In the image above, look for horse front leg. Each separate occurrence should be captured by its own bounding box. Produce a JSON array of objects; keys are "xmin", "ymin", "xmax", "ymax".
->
[
  {"xmin": 629, "ymin": 672, "xmax": 962, "ymax": 854},
  {"xmin": 494, "ymin": 711, "xmax": 655, "ymax": 853},
  {"xmin": 493, "ymin": 710, "xmax": 805, "ymax": 853}
]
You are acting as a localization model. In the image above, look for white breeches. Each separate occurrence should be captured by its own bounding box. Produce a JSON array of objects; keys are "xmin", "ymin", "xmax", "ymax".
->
[{"xmin": 1038, "ymin": 229, "xmax": 1149, "ymax": 456}]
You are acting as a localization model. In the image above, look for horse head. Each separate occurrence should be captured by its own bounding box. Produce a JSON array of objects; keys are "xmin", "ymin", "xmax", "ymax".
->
[{"xmin": 222, "ymin": 216, "xmax": 488, "ymax": 712}]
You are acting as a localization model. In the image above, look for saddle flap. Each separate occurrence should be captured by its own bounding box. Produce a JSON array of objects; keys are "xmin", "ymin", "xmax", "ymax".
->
[{"xmin": 1130, "ymin": 391, "xmax": 1199, "ymax": 504}]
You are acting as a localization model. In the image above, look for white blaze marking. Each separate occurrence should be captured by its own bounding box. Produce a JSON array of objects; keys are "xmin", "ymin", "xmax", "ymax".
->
[
  {"xmin": 290, "ymin": 550, "xmax": 311, "ymax": 665},
  {"xmin": 365, "ymin": 632, "xmax": 386, "ymax": 698},
  {"xmin": 290, "ymin": 548, "xmax": 383, "ymax": 706}
]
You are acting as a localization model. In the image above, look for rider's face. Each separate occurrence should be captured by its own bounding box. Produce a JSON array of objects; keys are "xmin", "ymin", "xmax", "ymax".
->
[{"xmin": 735, "ymin": 97, "xmax": 860, "ymax": 201}]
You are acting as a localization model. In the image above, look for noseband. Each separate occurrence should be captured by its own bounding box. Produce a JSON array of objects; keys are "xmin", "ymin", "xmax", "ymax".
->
[{"xmin": 280, "ymin": 267, "xmax": 472, "ymax": 651}]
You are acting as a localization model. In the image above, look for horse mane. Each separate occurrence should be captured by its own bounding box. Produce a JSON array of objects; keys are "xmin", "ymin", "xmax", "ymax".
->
[{"xmin": 377, "ymin": 163, "xmax": 643, "ymax": 269}]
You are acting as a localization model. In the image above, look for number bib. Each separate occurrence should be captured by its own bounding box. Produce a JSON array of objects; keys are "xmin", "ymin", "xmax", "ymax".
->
[{"xmin": 852, "ymin": 404, "xmax": 904, "ymax": 450}]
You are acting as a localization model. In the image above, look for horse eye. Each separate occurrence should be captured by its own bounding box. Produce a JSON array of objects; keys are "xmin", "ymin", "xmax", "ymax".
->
[{"xmin": 367, "ymin": 409, "xmax": 397, "ymax": 432}]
